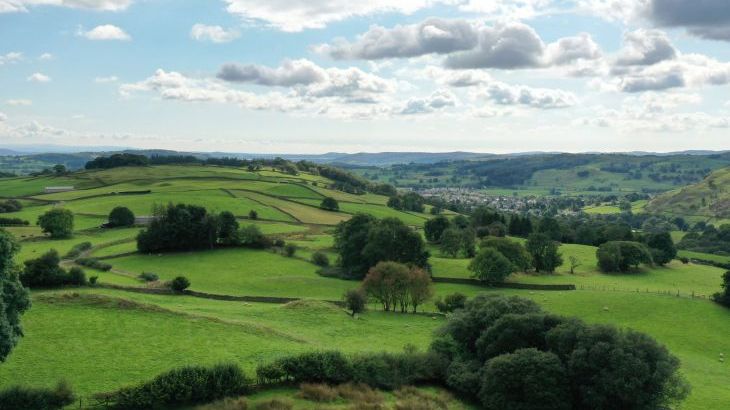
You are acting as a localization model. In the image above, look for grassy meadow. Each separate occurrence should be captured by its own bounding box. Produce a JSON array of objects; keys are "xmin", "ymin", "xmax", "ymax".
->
[{"xmin": 1, "ymin": 164, "xmax": 729, "ymax": 409}]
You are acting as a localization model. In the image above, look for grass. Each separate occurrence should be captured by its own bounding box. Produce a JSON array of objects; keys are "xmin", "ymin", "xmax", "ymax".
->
[
  {"xmin": 678, "ymin": 250, "xmax": 730, "ymax": 264},
  {"xmin": 233, "ymin": 191, "xmax": 350, "ymax": 225},
  {"xmin": 108, "ymin": 248, "xmax": 356, "ymax": 300},
  {"xmin": 292, "ymin": 198, "xmax": 429, "ymax": 226},
  {"xmin": 15, "ymin": 227, "xmax": 141, "ymax": 263}
]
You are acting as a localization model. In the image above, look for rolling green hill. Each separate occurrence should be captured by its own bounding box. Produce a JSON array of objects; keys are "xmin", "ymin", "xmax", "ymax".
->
[{"xmin": 647, "ymin": 167, "xmax": 730, "ymax": 223}]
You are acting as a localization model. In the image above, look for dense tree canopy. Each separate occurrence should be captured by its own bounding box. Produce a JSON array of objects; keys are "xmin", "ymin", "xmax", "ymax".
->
[
  {"xmin": 137, "ymin": 204, "xmax": 218, "ymax": 253},
  {"xmin": 424, "ymin": 215, "xmax": 451, "ymax": 243},
  {"xmin": 480, "ymin": 237, "xmax": 532, "ymax": 272},
  {"xmin": 469, "ymin": 248, "xmax": 514, "ymax": 284},
  {"xmin": 526, "ymin": 233, "xmax": 563, "ymax": 273},
  {"xmin": 597, "ymin": 241, "xmax": 653, "ymax": 273},
  {"xmin": 320, "ymin": 197, "xmax": 340, "ymax": 211},
  {"xmin": 644, "ymin": 232, "xmax": 677, "ymax": 266},
  {"xmin": 0, "ymin": 229, "xmax": 30, "ymax": 362},
  {"xmin": 108, "ymin": 206, "xmax": 135, "ymax": 228},
  {"xmin": 38, "ymin": 209, "xmax": 74, "ymax": 239}
]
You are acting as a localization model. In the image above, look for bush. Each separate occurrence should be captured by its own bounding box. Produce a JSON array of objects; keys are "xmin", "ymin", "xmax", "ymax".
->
[
  {"xmin": 259, "ymin": 351, "xmax": 353, "ymax": 385},
  {"xmin": 0, "ymin": 380, "xmax": 75, "ymax": 410},
  {"xmin": 109, "ymin": 363, "xmax": 248, "ymax": 409},
  {"xmin": 679, "ymin": 256, "xmax": 689, "ymax": 264},
  {"xmin": 170, "ymin": 276, "xmax": 190, "ymax": 292},
  {"xmin": 344, "ymin": 288, "xmax": 367, "ymax": 316},
  {"xmin": 64, "ymin": 242, "xmax": 92, "ymax": 259},
  {"xmin": 89, "ymin": 276, "xmax": 98, "ymax": 285},
  {"xmin": 108, "ymin": 206, "xmax": 135, "ymax": 228},
  {"xmin": 248, "ymin": 210, "xmax": 258, "ymax": 220},
  {"xmin": 0, "ymin": 199, "xmax": 22, "ymax": 213},
  {"xmin": 66, "ymin": 267, "xmax": 87, "ymax": 286},
  {"xmin": 21, "ymin": 250, "xmax": 67, "ymax": 287},
  {"xmin": 0, "ymin": 217, "xmax": 29, "ymax": 226},
  {"xmin": 239, "ymin": 225, "xmax": 272, "ymax": 249},
  {"xmin": 435, "ymin": 293, "xmax": 467, "ymax": 313},
  {"xmin": 284, "ymin": 243, "xmax": 297, "ymax": 257},
  {"xmin": 469, "ymin": 248, "xmax": 514, "ymax": 284},
  {"xmin": 311, "ymin": 251, "xmax": 330, "ymax": 267},
  {"xmin": 350, "ymin": 351, "xmax": 445, "ymax": 390},
  {"xmin": 713, "ymin": 271, "xmax": 730, "ymax": 307},
  {"xmin": 76, "ymin": 258, "xmax": 112, "ymax": 272},
  {"xmin": 138, "ymin": 272, "xmax": 159, "ymax": 282},
  {"xmin": 320, "ymin": 197, "xmax": 340, "ymax": 211}
]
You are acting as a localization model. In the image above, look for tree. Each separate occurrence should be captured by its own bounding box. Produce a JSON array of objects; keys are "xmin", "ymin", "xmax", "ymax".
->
[
  {"xmin": 38, "ymin": 209, "xmax": 74, "ymax": 239},
  {"xmin": 480, "ymin": 237, "xmax": 531, "ymax": 272},
  {"xmin": 217, "ymin": 211, "xmax": 240, "ymax": 245},
  {"xmin": 137, "ymin": 204, "xmax": 218, "ymax": 253},
  {"xmin": 0, "ymin": 229, "xmax": 30, "ymax": 362},
  {"xmin": 645, "ymin": 232, "xmax": 677, "ymax": 266},
  {"xmin": 470, "ymin": 207, "xmax": 502, "ymax": 229},
  {"xmin": 479, "ymin": 348, "xmax": 570, "ymax": 410},
  {"xmin": 526, "ymin": 233, "xmax": 563, "ymax": 273},
  {"xmin": 568, "ymin": 256, "xmax": 581, "ymax": 274},
  {"xmin": 248, "ymin": 210, "xmax": 258, "ymax": 220},
  {"xmin": 320, "ymin": 197, "xmax": 339, "ymax": 211},
  {"xmin": 108, "ymin": 206, "xmax": 135, "ymax": 228},
  {"xmin": 386, "ymin": 196, "xmax": 402, "ymax": 210},
  {"xmin": 362, "ymin": 262, "xmax": 411, "ymax": 312},
  {"xmin": 284, "ymin": 243, "xmax": 297, "ymax": 257},
  {"xmin": 597, "ymin": 241, "xmax": 653, "ymax": 273},
  {"xmin": 238, "ymin": 225, "xmax": 271, "ymax": 249},
  {"xmin": 424, "ymin": 215, "xmax": 451, "ymax": 243},
  {"xmin": 170, "ymin": 276, "xmax": 190, "ymax": 292},
  {"xmin": 362, "ymin": 218, "xmax": 429, "ymax": 274},
  {"xmin": 469, "ymin": 248, "xmax": 514, "ymax": 284},
  {"xmin": 52, "ymin": 164, "xmax": 67, "ymax": 175},
  {"xmin": 407, "ymin": 267, "xmax": 433, "ymax": 313},
  {"xmin": 712, "ymin": 271, "xmax": 730, "ymax": 307},
  {"xmin": 439, "ymin": 228, "xmax": 463, "ymax": 258},
  {"xmin": 435, "ymin": 292, "xmax": 467, "ymax": 313},
  {"xmin": 334, "ymin": 214, "xmax": 376, "ymax": 278},
  {"xmin": 311, "ymin": 251, "xmax": 329, "ymax": 267},
  {"xmin": 21, "ymin": 249, "xmax": 66, "ymax": 287},
  {"xmin": 537, "ymin": 217, "xmax": 562, "ymax": 242},
  {"xmin": 344, "ymin": 289, "xmax": 366, "ymax": 317}
]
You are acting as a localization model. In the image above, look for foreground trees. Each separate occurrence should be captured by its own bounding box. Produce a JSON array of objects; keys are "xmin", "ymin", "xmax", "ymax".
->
[
  {"xmin": 0, "ymin": 230, "xmax": 30, "ymax": 362},
  {"xmin": 361, "ymin": 262, "xmax": 433, "ymax": 313},
  {"xmin": 712, "ymin": 271, "xmax": 730, "ymax": 308},
  {"xmin": 38, "ymin": 209, "xmax": 74, "ymax": 239},
  {"xmin": 334, "ymin": 215, "xmax": 429, "ymax": 278},
  {"xmin": 431, "ymin": 294, "xmax": 689, "ymax": 410}
]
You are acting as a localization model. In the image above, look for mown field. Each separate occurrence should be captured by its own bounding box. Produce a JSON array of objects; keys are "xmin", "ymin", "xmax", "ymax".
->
[{"xmin": 1, "ymin": 164, "xmax": 729, "ymax": 410}]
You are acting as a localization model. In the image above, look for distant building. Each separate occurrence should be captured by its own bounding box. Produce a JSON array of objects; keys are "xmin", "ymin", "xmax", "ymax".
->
[
  {"xmin": 44, "ymin": 186, "xmax": 74, "ymax": 193},
  {"xmin": 134, "ymin": 216, "xmax": 157, "ymax": 225}
]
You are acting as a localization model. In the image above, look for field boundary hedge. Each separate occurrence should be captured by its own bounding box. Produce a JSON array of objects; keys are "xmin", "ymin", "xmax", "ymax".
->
[{"xmin": 431, "ymin": 276, "xmax": 576, "ymax": 291}]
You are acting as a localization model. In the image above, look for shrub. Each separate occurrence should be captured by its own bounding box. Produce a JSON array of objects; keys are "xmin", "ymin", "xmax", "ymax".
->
[
  {"xmin": 284, "ymin": 243, "xmax": 297, "ymax": 257},
  {"xmin": 89, "ymin": 276, "xmax": 98, "ymax": 285},
  {"xmin": 66, "ymin": 267, "xmax": 87, "ymax": 286},
  {"xmin": 76, "ymin": 258, "xmax": 112, "ymax": 271},
  {"xmin": 109, "ymin": 363, "xmax": 248, "ymax": 409},
  {"xmin": 320, "ymin": 197, "xmax": 339, "ymax": 211},
  {"xmin": 170, "ymin": 276, "xmax": 190, "ymax": 292},
  {"xmin": 297, "ymin": 383, "xmax": 338, "ymax": 402},
  {"xmin": 248, "ymin": 210, "xmax": 258, "ymax": 220},
  {"xmin": 0, "ymin": 217, "xmax": 29, "ymax": 226},
  {"xmin": 0, "ymin": 199, "xmax": 22, "ymax": 213},
  {"xmin": 679, "ymin": 256, "xmax": 689, "ymax": 264},
  {"xmin": 21, "ymin": 250, "xmax": 67, "ymax": 287},
  {"xmin": 108, "ymin": 206, "xmax": 135, "ymax": 228},
  {"xmin": 311, "ymin": 251, "xmax": 330, "ymax": 267},
  {"xmin": 713, "ymin": 271, "xmax": 730, "ymax": 308},
  {"xmin": 0, "ymin": 380, "xmax": 75, "ymax": 410},
  {"xmin": 138, "ymin": 272, "xmax": 159, "ymax": 282},
  {"xmin": 435, "ymin": 293, "xmax": 467, "ymax": 313},
  {"xmin": 239, "ymin": 225, "xmax": 272, "ymax": 249},
  {"xmin": 64, "ymin": 242, "xmax": 92, "ymax": 259},
  {"xmin": 263, "ymin": 351, "xmax": 353, "ymax": 385},
  {"xmin": 37, "ymin": 208, "xmax": 74, "ymax": 239},
  {"xmin": 469, "ymin": 248, "xmax": 514, "ymax": 284},
  {"xmin": 350, "ymin": 351, "xmax": 445, "ymax": 391}
]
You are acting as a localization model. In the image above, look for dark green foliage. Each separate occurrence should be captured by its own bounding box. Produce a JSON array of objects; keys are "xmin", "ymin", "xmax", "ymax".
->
[
  {"xmin": 645, "ymin": 232, "xmax": 677, "ymax": 265},
  {"xmin": 248, "ymin": 210, "xmax": 258, "ymax": 220},
  {"xmin": 311, "ymin": 251, "xmax": 330, "ymax": 267},
  {"xmin": 350, "ymin": 351, "xmax": 446, "ymax": 390},
  {"xmin": 386, "ymin": 192, "xmax": 425, "ymax": 212},
  {"xmin": 479, "ymin": 349, "xmax": 570, "ymax": 410},
  {"xmin": 424, "ymin": 215, "xmax": 451, "ymax": 243},
  {"xmin": 138, "ymin": 272, "xmax": 159, "ymax": 282},
  {"xmin": 537, "ymin": 217, "xmax": 563, "ymax": 242},
  {"xmin": 470, "ymin": 207, "xmax": 503, "ymax": 229},
  {"xmin": 238, "ymin": 225, "xmax": 272, "ymax": 249},
  {"xmin": 678, "ymin": 223, "xmax": 730, "ymax": 255},
  {"xmin": 439, "ymin": 228, "xmax": 462, "ymax": 258},
  {"xmin": 109, "ymin": 363, "xmax": 247, "ymax": 409},
  {"xmin": 0, "ymin": 380, "xmax": 74, "ymax": 410},
  {"xmin": 334, "ymin": 214, "xmax": 376, "ymax": 277},
  {"xmin": 434, "ymin": 293, "xmax": 467, "ymax": 313},
  {"xmin": 597, "ymin": 241, "xmax": 653, "ymax": 272},
  {"xmin": 108, "ymin": 206, "xmax": 135, "ymax": 228},
  {"xmin": 526, "ymin": 233, "xmax": 563, "ymax": 273},
  {"xmin": 344, "ymin": 288, "xmax": 366, "ymax": 316},
  {"xmin": 480, "ymin": 237, "xmax": 532, "ymax": 272},
  {"xmin": 137, "ymin": 204, "xmax": 218, "ymax": 253},
  {"xmin": 475, "ymin": 314, "xmax": 565, "ymax": 361},
  {"xmin": 76, "ymin": 258, "xmax": 112, "ymax": 272},
  {"xmin": 217, "ymin": 211, "xmax": 240, "ymax": 246},
  {"xmin": 170, "ymin": 276, "xmax": 190, "ymax": 292},
  {"xmin": 284, "ymin": 243, "xmax": 296, "ymax": 257},
  {"xmin": 63, "ymin": 242, "xmax": 92, "ymax": 259},
  {"xmin": 21, "ymin": 250, "xmax": 66, "ymax": 287},
  {"xmin": 0, "ymin": 199, "xmax": 22, "ymax": 214},
  {"xmin": 0, "ymin": 218, "xmax": 29, "ymax": 227},
  {"xmin": 508, "ymin": 215, "xmax": 533, "ymax": 237},
  {"xmin": 262, "ymin": 351, "xmax": 353, "ymax": 385},
  {"xmin": 712, "ymin": 271, "xmax": 730, "ymax": 307},
  {"xmin": 85, "ymin": 153, "xmax": 149, "ymax": 170},
  {"xmin": 362, "ymin": 262, "xmax": 433, "ymax": 313},
  {"xmin": 469, "ymin": 248, "xmax": 514, "ymax": 284},
  {"xmin": 320, "ymin": 197, "xmax": 339, "ymax": 211},
  {"xmin": 66, "ymin": 267, "xmax": 86, "ymax": 286},
  {"xmin": 0, "ymin": 229, "xmax": 30, "ymax": 362},
  {"xmin": 37, "ymin": 209, "xmax": 74, "ymax": 239}
]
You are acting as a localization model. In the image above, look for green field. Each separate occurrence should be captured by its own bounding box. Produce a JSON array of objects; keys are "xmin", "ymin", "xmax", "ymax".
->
[{"xmin": 2, "ymin": 164, "xmax": 730, "ymax": 410}]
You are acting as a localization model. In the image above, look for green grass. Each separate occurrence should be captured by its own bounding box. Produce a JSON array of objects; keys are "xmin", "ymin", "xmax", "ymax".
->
[
  {"xmin": 0, "ymin": 175, "xmax": 96, "ymax": 197},
  {"xmin": 108, "ymin": 248, "xmax": 355, "ymax": 300},
  {"xmin": 678, "ymin": 250, "xmax": 730, "ymax": 264},
  {"xmin": 232, "ymin": 191, "xmax": 350, "ymax": 225},
  {"xmin": 15, "ymin": 227, "xmax": 141, "ymax": 263}
]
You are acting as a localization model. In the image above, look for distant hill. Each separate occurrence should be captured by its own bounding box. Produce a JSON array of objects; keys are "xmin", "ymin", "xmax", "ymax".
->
[{"xmin": 646, "ymin": 167, "xmax": 730, "ymax": 220}]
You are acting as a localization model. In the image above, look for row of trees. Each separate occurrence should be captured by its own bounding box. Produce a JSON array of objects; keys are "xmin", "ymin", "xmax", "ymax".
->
[
  {"xmin": 0, "ymin": 199, "xmax": 22, "ymax": 213},
  {"xmin": 386, "ymin": 192, "xmax": 425, "ymax": 213},
  {"xmin": 360, "ymin": 262, "xmax": 433, "ymax": 313}
]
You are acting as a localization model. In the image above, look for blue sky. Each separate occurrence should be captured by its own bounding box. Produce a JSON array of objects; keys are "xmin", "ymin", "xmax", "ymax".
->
[{"xmin": 1, "ymin": 0, "xmax": 729, "ymax": 153}]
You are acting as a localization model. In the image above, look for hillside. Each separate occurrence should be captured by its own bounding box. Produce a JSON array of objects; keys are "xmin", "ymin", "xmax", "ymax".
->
[{"xmin": 647, "ymin": 167, "xmax": 730, "ymax": 222}]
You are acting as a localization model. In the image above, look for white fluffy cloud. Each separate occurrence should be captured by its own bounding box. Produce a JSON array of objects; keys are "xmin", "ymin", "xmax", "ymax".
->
[
  {"xmin": 6, "ymin": 99, "xmax": 32, "ymax": 105},
  {"xmin": 94, "ymin": 76, "xmax": 118, "ymax": 83},
  {"xmin": 0, "ymin": 0, "xmax": 132, "ymax": 13},
  {"xmin": 190, "ymin": 24, "xmax": 240, "ymax": 43},
  {"xmin": 0, "ymin": 51, "xmax": 22, "ymax": 65},
  {"xmin": 476, "ymin": 82, "xmax": 578, "ymax": 109},
  {"xmin": 222, "ymin": 0, "xmax": 452, "ymax": 32},
  {"xmin": 614, "ymin": 29, "xmax": 676, "ymax": 67},
  {"xmin": 27, "ymin": 72, "xmax": 51, "ymax": 82},
  {"xmin": 644, "ymin": 0, "xmax": 730, "ymax": 41},
  {"xmin": 39, "ymin": 52, "xmax": 53, "ymax": 60},
  {"xmin": 398, "ymin": 89, "xmax": 457, "ymax": 115},
  {"xmin": 79, "ymin": 24, "xmax": 131, "ymax": 41},
  {"xmin": 0, "ymin": 112, "xmax": 6, "ymax": 122}
]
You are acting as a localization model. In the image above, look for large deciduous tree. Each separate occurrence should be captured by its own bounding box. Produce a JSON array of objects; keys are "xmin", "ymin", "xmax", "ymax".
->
[
  {"xmin": 526, "ymin": 233, "xmax": 563, "ymax": 273},
  {"xmin": 38, "ymin": 208, "xmax": 74, "ymax": 239},
  {"xmin": 0, "ymin": 229, "xmax": 30, "ymax": 362}
]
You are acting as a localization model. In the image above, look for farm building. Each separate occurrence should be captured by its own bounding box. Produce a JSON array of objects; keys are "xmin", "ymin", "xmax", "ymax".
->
[{"xmin": 44, "ymin": 186, "xmax": 75, "ymax": 193}]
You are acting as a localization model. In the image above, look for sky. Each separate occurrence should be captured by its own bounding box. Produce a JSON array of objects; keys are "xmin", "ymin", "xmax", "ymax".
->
[{"xmin": 0, "ymin": 0, "xmax": 729, "ymax": 154}]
